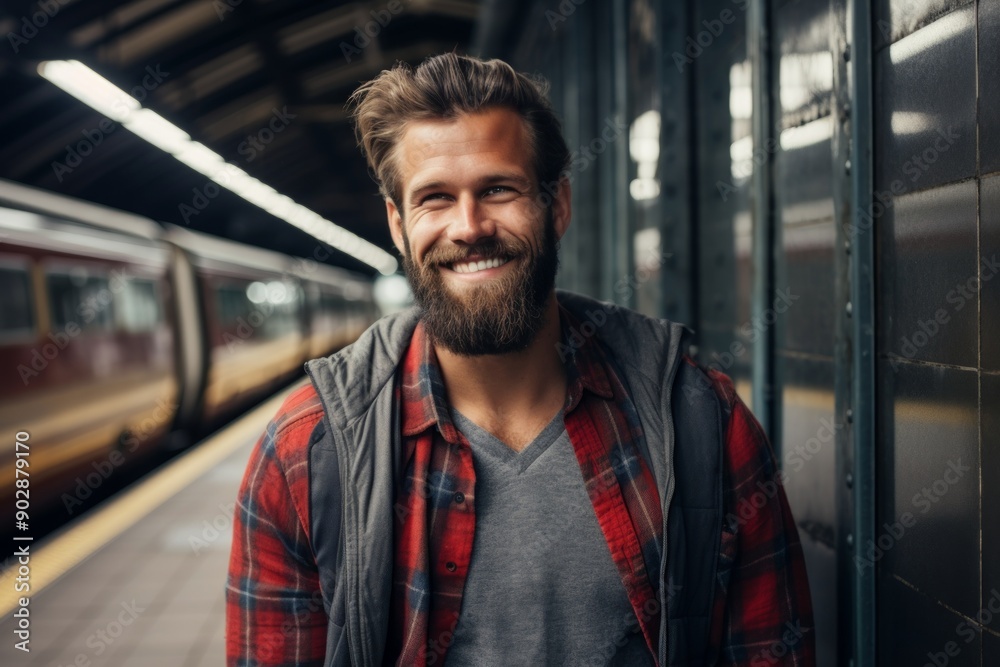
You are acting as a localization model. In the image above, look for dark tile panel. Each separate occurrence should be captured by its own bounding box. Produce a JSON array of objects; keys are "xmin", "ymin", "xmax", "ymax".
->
[
  {"xmin": 986, "ymin": 631, "xmax": 1000, "ymax": 667},
  {"xmin": 984, "ymin": 374, "xmax": 1000, "ymax": 634},
  {"xmin": 878, "ymin": 180, "xmax": 978, "ymax": 368},
  {"xmin": 778, "ymin": 355, "xmax": 836, "ymax": 532},
  {"xmin": 877, "ymin": 361, "xmax": 980, "ymax": 617},
  {"xmin": 983, "ymin": 175, "xmax": 1000, "ymax": 371},
  {"xmin": 774, "ymin": 0, "xmax": 832, "ymax": 55},
  {"xmin": 873, "ymin": 0, "xmax": 973, "ymax": 50},
  {"xmin": 878, "ymin": 575, "xmax": 981, "ymax": 666},
  {"xmin": 873, "ymin": 5, "xmax": 977, "ymax": 195},
  {"xmin": 773, "ymin": 0, "xmax": 833, "ymax": 121},
  {"xmin": 777, "ymin": 118, "xmax": 835, "ymax": 226},
  {"xmin": 980, "ymin": 0, "xmax": 1000, "ymax": 176},
  {"xmin": 778, "ymin": 221, "xmax": 836, "ymax": 356}
]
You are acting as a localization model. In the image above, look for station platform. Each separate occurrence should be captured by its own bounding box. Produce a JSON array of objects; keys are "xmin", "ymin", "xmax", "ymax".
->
[{"xmin": 0, "ymin": 383, "xmax": 302, "ymax": 666}]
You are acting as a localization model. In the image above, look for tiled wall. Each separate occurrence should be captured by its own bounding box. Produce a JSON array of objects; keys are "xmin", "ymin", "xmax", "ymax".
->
[{"xmin": 875, "ymin": 1, "xmax": 997, "ymax": 663}]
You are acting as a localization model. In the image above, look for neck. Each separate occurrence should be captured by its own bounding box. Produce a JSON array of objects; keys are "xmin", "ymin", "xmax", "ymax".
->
[{"xmin": 433, "ymin": 291, "xmax": 566, "ymax": 426}]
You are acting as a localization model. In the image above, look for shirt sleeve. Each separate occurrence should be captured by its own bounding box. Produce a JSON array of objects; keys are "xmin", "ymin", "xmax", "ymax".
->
[
  {"xmin": 225, "ymin": 419, "xmax": 328, "ymax": 666},
  {"xmin": 708, "ymin": 376, "xmax": 817, "ymax": 666}
]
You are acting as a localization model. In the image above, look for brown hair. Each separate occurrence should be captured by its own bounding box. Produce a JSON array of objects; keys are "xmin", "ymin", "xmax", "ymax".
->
[{"xmin": 348, "ymin": 52, "xmax": 570, "ymax": 208}]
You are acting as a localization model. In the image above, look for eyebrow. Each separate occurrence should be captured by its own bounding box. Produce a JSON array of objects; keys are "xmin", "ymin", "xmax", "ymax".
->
[{"xmin": 408, "ymin": 173, "xmax": 533, "ymax": 204}]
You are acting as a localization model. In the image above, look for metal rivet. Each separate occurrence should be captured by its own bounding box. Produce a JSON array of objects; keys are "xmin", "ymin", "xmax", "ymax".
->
[
  {"xmin": 454, "ymin": 492, "xmax": 465, "ymax": 504},
  {"xmin": 846, "ymin": 301, "xmax": 853, "ymax": 317},
  {"xmin": 846, "ymin": 408, "xmax": 853, "ymax": 423},
  {"xmin": 846, "ymin": 533, "xmax": 854, "ymax": 547},
  {"xmin": 845, "ymin": 159, "xmax": 852, "ymax": 174},
  {"xmin": 843, "ymin": 45, "xmax": 851, "ymax": 62},
  {"xmin": 446, "ymin": 561, "xmax": 457, "ymax": 572},
  {"xmin": 846, "ymin": 472, "xmax": 854, "ymax": 488}
]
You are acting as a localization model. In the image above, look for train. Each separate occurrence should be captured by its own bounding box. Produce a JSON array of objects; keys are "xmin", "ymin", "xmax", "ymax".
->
[{"xmin": 0, "ymin": 178, "xmax": 377, "ymax": 519}]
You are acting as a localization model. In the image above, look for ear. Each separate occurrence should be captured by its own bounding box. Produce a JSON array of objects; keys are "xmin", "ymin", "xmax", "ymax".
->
[
  {"xmin": 551, "ymin": 177, "xmax": 572, "ymax": 241},
  {"xmin": 386, "ymin": 197, "xmax": 406, "ymax": 257}
]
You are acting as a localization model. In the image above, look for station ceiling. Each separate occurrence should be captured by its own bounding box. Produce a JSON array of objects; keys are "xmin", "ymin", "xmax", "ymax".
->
[{"xmin": 0, "ymin": 0, "xmax": 497, "ymax": 274}]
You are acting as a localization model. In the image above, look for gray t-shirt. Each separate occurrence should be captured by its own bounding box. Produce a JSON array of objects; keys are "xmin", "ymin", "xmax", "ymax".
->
[{"xmin": 443, "ymin": 410, "xmax": 656, "ymax": 667}]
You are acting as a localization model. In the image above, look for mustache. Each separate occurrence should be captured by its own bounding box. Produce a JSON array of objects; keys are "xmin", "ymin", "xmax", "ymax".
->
[{"xmin": 422, "ymin": 238, "xmax": 528, "ymax": 266}]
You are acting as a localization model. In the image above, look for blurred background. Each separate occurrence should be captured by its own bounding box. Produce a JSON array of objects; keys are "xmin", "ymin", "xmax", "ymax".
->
[{"xmin": 0, "ymin": 0, "xmax": 997, "ymax": 665}]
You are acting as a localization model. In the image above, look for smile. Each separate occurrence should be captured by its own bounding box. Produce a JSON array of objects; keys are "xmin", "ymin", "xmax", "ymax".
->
[{"xmin": 448, "ymin": 257, "xmax": 509, "ymax": 274}]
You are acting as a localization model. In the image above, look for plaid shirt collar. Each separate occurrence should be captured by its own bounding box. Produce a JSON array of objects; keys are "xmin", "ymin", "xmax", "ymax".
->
[{"xmin": 400, "ymin": 304, "xmax": 614, "ymax": 442}]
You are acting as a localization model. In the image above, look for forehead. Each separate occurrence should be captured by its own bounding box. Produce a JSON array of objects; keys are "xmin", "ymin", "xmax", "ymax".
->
[{"xmin": 394, "ymin": 108, "xmax": 534, "ymax": 190}]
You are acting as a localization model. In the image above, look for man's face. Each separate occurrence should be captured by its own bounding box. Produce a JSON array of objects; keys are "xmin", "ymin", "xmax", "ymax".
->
[{"xmin": 386, "ymin": 107, "xmax": 571, "ymax": 356}]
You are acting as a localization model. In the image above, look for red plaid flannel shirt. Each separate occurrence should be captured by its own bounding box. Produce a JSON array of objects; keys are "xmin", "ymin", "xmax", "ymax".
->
[{"xmin": 226, "ymin": 312, "xmax": 815, "ymax": 666}]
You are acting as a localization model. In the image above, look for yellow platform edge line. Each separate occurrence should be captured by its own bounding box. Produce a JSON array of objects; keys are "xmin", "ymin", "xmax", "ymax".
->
[{"xmin": 0, "ymin": 382, "xmax": 302, "ymax": 618}]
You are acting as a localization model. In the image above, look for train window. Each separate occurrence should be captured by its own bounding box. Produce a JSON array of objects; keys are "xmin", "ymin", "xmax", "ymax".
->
[
  {"xmin": 118, "ymin": 278, "xmax": 161, "ymax": 332},
  {"xmin": 259, "ymin": 281, "xmax": 299, "ymax": 340},
  {"xmin": 214, "ymin": 284, "xmax": 250, "ymax": 327},
  {"xmin": 320, "ymin": 291, "xmax": 346, "ymax": 317},
  {"xmin": 215, "ymin": 281, "xmax": 301, "ymax": 341},
  {"xmin": 46, "ymin": 270, "xmax": 115, "ymax": 332},
  {"xmin": 0, "ymin": 266, "xmax": 35, "ymax": 339}
]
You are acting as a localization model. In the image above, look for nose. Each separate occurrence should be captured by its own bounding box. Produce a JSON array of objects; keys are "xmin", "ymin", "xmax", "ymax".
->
[{"xmin": 446, "ymin": 193, "xmax": 496, "ymax": 245}]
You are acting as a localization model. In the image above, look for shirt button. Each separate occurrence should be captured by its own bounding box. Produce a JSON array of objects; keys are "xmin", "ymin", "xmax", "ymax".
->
[
  {"xmin": 445, "ymin": 561, "xmax": 457, "ymax": 572},
  {"xmin": 454, "ymin": 492, "xmax": 465, "ymax": 504}
]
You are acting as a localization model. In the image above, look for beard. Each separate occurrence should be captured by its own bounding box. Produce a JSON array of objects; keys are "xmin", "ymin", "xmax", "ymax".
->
[{"xmin": 401, "ymin": 212, "xmax": 560, "ymax": 356}]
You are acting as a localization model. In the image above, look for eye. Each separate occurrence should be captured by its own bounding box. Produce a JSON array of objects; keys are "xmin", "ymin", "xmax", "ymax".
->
[
  {"xmin": 484, "ymin": 185, "xmax": 515, "ymax": 197},
  {"xmin": 421, "ymin": 192, "xmax": 449, "ymax": 204}
]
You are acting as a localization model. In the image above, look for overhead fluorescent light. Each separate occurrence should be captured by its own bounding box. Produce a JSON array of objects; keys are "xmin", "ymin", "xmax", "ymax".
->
[
  {"xmin": 38, "ymin": 60, "xmax": 139, "ymax": 123},
  {"xmin": 124, "ymin": 109, "xmax": 192, "ymax": 155},
  {"xmin": 38, "ymin": 59, "xmax": 398, "ymax": 275}
]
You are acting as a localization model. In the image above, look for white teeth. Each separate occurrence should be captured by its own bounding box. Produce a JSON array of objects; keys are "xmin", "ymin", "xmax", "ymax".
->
[{"xmin": 451, "ymin": 257, "xmax": 508, "ymax": 274}]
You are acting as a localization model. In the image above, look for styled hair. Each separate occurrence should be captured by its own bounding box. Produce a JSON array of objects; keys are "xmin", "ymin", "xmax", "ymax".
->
[{"xmin": 348, "ymin": 52, "xmax": 571, "ymax": 207}]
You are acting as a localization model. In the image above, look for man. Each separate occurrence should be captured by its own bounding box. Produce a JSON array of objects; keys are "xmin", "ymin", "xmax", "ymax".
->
[{"xmin": 226, "ymin": 53, "xmax": 814, "ymax": 666}]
